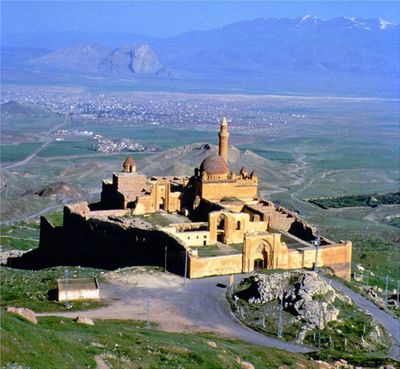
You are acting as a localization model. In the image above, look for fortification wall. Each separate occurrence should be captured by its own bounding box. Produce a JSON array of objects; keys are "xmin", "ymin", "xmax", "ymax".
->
[
  {"xmin": 11, "ymin": 207, "xmax": 188, "ymax": 274},
  {"xmin": 288, "ymin": 242, "xmax": 352, "ymax": 280},
  {"xmin": 189, "ymin": 254, "xmax": 243, "ymax": 278}
]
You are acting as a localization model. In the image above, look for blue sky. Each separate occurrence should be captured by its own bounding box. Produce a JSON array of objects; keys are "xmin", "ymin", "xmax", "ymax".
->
[{"xmin": 2, "ymin": 1, "xmax": 399, "ymax": 37}]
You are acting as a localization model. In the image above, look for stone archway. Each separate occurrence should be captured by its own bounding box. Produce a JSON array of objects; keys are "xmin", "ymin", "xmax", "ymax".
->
[
  {"xmin": 254, "ymin": 258, "xmax": 264, "ymax": 270},
  {"xmin": 252, "ymin": 240, "xmax": 273, "ymax": 270},
  {"xmin": 159, "ymin": 197, "xmax": 166, "ymax": 210},
  {"xmin": 216, "ymin": 214, "xmax": 227, "ymax": 243}
]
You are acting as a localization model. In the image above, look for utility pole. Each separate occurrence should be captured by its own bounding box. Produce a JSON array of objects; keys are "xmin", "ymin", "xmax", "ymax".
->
[
  {"xmin": 164, "ymin": 245, "xmax": 168, "ymax": 272},
  {"xmin": 64, "ymin": 268, "xmax": 71, "ymax": 309},
  {"xmin": 317, "ymin": 300, "xmax": 322, "ymax": 354},
  {"xmin": 277, "ymin": 294, "xmax": 284, "ymax": 338},
  {"xmin": 397, "ymin": 280, "xmax": 399, "ymax": 306},
  {"xmin": 146, "ymin": 297, "xmax": 151, "ymax": 328},
  {"xmin": 384, "ymin": 274, "xmax": 389, "ymax": 306},
  {"xmin": 313, "ymin": 228, "xmax": 320, "ymax": 273},
  {"xmin": 184, "ymin": 249, "xmax": 188, "ymax": 286}
]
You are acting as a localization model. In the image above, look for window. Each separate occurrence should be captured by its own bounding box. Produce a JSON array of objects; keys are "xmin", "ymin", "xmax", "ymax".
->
[{"xmin": 236, "ymin": 221, "xmax": 241, "ymax": 230}]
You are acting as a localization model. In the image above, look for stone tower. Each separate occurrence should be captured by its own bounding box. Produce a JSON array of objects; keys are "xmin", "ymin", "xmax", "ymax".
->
[
  {"xmin": 122, "ymin": 155, "xmax": 136, "ymax": 173},
  {"xmin": 218, "ymin": 116, "xmax": 229, "ymax": 163}
]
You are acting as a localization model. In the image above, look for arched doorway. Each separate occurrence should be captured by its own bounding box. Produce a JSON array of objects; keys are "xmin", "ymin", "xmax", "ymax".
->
[
  {"xmin": 159, "ymin": 197, "xmax": 166, "ymax": 210},
  {"xmin": 216, "ymin": 215, "xmax": 226, "ymax": 242},
  {"xmin": 254, "ymin": 258, "xmax": 264, "ymax": 270},
  {"xmin": 251, "ymin": 241, "xmax": 273, "ymax": 271}
]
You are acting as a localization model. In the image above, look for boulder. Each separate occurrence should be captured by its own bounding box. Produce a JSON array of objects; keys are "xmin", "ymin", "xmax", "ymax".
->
[
  {"xmin": 235, "ymin": 357, "xmax": 255, "ymax": 369},
  {"xmin": 74, "ymin": 316, "xmax": 94, "ymax": 326},
  {"xmin": 206, "ymin": 340, "xmax": 217, "ymax": 348},
  {"xmin": 6, "ymin": 306, "xmax": 37, "ymax": 324}
]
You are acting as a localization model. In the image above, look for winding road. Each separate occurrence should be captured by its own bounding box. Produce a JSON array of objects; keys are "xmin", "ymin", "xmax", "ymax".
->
[
  {"xmin": 39, "ymin": 272, "xmax": 400, "ymax": 359},
  {"xmin": 323, "ymin": 276, "xmax": 400, "ymax": 360},
  {"xmin": 3, "ymin": 113, "xmax": 70, "ymax": 170}
]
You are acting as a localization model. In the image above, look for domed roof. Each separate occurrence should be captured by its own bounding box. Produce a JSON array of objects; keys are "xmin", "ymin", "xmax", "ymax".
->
[{"xmin": 200, "ymin": 154, "xmax": 229, "ymax": 175}]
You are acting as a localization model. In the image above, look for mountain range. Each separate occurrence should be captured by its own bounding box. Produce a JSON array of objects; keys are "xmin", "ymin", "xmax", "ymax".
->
[{"xmin": 2, "ymin": 16, "xmax": 399, "ymax": 96}]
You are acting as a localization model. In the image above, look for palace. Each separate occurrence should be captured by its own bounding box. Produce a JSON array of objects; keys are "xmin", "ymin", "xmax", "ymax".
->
[{"xmin": 19, "ymin": 117, "xmax": 352, "ymax": 280}]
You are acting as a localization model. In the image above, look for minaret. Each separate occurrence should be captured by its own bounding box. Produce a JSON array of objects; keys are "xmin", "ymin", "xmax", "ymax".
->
[{"xmin": 218, "ymin": 116, "xmax": 229, "ymax": 163}]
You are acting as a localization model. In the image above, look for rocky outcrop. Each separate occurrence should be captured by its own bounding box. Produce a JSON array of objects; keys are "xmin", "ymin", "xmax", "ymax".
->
[
  {"xmin": 238, "ymin": 271, "xmax": 345, "ymax": 341},
  {"xmin": 98, "ymin": 44, "xmax": 169, "ymax": 76},
  {"xmin": 6, "ymin": 306, "xmax": 37, "ymax": 324}
]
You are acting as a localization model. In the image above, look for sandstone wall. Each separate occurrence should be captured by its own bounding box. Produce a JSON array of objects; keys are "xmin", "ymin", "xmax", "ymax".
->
[
  {"xmin": 11, "ymin": 210, "xmax": 188, "ymax": 275},
  {"xmin": 200, "ymin": 181, "xmax": 257, "ymax": 202},
  {"xmin": 163, "ymin": 228, "xmax": 211, "ymax": 246},
  {"xmin": 287, "ymin": 242, "xmax": 352, "ymax": 280},
  {"xmin": 189, "ymin": 254, "xmax": 243, "ymax": 278}
]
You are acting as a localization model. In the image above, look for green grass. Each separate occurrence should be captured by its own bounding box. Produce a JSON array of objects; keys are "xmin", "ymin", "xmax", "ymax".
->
[
  {"xmin": 308, "ymin": 192, "xmax": 400, "ymax": 209},
  {"xmin": 37, "ymin": 140, "xmax": 96, "ymax": 157},
  {"xmin": 387, "ymin": 217, "xmax": 400, "ymax": 228},
  {"xmin": 1, "ymin": 312, "xmax": 319, "ymax": 369},
  {"xmin": 136, "ymin": 213, "xmax": 177, "ymax": 227},
  {"xmin": 0, "ymin": 266, "xmax": 105, "ymax": 313},
  {"xmin": 0, "ymin": 222, "xmax": 40, "ymax": 251},
  {"xmin": 0, "ymin": 142, "xmax": 42, "ymax": 162},
  {"xmin": 0, "ymin": 212, "xmax": 63, "ymax": 251},
  {"xmin": 197, "ymin": 243, "xmax": 243, "ymax": 257},
  {"xmin": 44, "ymin": 211, "xmax": 64, "ymax": 227},
  {"xmin": 351, "ymin": 236, "xmax": 399, "ymax": 289}
]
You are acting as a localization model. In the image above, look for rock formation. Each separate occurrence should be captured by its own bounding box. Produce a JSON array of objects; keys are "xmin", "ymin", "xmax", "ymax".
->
[{"xmin": 237, "ymin": 271, "xmax": 346, "ymax": 341}]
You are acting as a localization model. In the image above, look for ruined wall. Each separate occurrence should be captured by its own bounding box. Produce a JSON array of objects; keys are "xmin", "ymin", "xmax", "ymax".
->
[
  {"xmin": 11, "ymin": 208, "xmax": 188, "ymax": 275},
  {"xmin": 189, "ymin": 254, "xmax": 243, "ymax": 278},
  {"xmin": 208, "ymin": 211, "xmax": 268, "ymax": 245}
]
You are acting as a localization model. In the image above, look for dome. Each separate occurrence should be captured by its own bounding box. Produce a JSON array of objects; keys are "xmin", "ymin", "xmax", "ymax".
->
[{"xmin": 200, "ymin": 154, "xmax": 229, "ymax": 175}]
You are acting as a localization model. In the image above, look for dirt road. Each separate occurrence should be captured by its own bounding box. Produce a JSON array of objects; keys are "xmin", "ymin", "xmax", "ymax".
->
[{"xmin": 39, "ymin": 271, "xmax": 311, "ymax": 354}]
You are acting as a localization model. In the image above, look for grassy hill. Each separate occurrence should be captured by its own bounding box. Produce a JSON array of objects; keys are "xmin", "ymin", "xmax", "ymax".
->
[{"xmin": 2, "ymin": 312, "xmax": 316, "ymax": 369}]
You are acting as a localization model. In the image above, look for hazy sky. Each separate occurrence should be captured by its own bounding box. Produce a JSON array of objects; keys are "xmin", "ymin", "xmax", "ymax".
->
[{"xmin": 2, "ymin": 1, "xmax": 399, "ymax": 37}]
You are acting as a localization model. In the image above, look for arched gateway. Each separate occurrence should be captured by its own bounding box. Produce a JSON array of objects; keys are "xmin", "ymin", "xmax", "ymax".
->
[{"xmin": 244, "ymin": 239, "xmax": 274, "ymax": 272}]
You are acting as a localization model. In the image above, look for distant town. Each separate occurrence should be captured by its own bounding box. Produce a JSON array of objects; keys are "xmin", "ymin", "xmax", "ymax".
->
[{"xmin": 0, "ymin": 86, "xmax": 306, "ymax": 134}]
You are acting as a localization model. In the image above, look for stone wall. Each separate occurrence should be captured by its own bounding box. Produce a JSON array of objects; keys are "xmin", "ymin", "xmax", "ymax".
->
[
  {"xmin": 189, "ymin": 254, "xmax": 243, "ymax": 278},
  {"xmin": 10, "ymin": 206, "xmax": 188, "ymax": 275},
  {"xmin": 200, "ymin": 181, "xmax": 258, "ymax": 202},
  {"xmin": 163, "ymin": 227, "xmax": 211, "ymax": 246},
  {"xmin": 287, "ymin": 242, "xmax": 352, "ymax": 280}
]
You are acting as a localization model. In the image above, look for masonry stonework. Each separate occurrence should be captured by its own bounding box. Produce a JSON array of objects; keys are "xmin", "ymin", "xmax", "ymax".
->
[{"xmin": 13, "ymin": 117, "xmax": 352, "ymax": 280}]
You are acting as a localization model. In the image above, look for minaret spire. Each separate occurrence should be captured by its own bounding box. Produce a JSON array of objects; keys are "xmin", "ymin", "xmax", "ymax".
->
[{"xmin": 218, "ymin": 116, "xmax": 229, "ymax": 163}]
